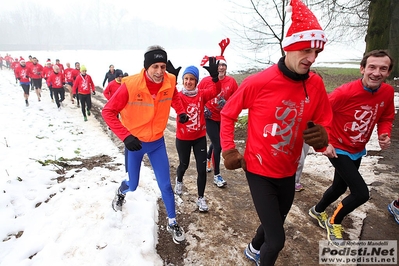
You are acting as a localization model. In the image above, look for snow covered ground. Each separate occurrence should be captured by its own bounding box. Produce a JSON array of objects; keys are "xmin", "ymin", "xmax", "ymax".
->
[{"xmin": 0, "ymin": 69, "xmax": 165, "ymax": 265}]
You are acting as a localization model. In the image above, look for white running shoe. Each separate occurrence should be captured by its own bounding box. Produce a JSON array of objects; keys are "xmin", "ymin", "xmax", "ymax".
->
[
  {"xmin": 244, "ymin": 244, "xmax": 260, "ymax": 266},
  {"xmin": 213, "ymin": 174, "xmax": 227, "ymax": 188},
  {"xmin": 388, "ymin": 200, "xmax": 399, "ymax": 225},
  {"xmin": 167, "ymin": 221, "xmax": 185, "ymax": 244},
  {"xmin": 197, "ymin": 197, "xmax": 209, "ymax": 212},
  {"xmin": 111, "ymin": 189, "xmax": 126, "ymax": 212},
  {"xmin": 174, "ymin": 177, "xmax": 183, "ymax": 195}
]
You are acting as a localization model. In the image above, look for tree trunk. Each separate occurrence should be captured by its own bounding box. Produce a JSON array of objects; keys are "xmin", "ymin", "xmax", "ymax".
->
[
  {"xmin": 366, "ymin": 0, "xmax": 399, "ymax": 78},
  {"xmin": 365, "ymin": 0, "xmax": 391, "ymax": 52},
  {"xmin": 388, "ymin": 0, "xmax": 399, "ymax": 78}
]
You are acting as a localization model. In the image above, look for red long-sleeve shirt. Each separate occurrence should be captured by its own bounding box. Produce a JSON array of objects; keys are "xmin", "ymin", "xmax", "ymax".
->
[
  {"xmin": 198, "ymin": 75, "xmax": 238, "ymax": 121},
  {"xmin": 28, "ymin": 63, "xmax": 43, "ymax": 79},
  {"xmin": 221, "ymin": 64, "xmax": 332, "ymax": 178},
  {"xmin": 174, "ymin": 81, "xmax": 221, "ymax": 140},
  {"xmin": 73, "ymin": 73, "xmax": 95, "ymax": 95},
  {"xmin": 327, "ymin": 79, "xmax": 395, "ymax": 153},
  {"xmin": 42, "ymin": 66, "xmax": 53, "ymax": 86},
  {"xmin": 47, "ymin": 71, "xmax": 65, "ymax": 89},
  {"xmin": 14, "ymin": 64, "xmax": 30, "ymax": 83},
  {"xmin": 103, "ymin": 79, "xmax": 121, "ymax": 100},
  {"xmin": 64, "ymin": 68, "xmax": 74, "ymax": 83}
]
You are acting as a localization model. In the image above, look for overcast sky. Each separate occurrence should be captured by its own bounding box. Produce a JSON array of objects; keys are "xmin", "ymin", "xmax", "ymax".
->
[
  {"xmin": 2, "ymin": 0, "xmax": 229, "ymax": 32},
  {"xmin": 1, "ymin": 0, "xmax": 366, "ymax": 67}
]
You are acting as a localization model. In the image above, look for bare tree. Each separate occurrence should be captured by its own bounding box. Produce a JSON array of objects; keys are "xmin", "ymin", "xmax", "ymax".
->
[{"xmin": 226, "ymin": 0, "xmax": 369, "ymax": 65}]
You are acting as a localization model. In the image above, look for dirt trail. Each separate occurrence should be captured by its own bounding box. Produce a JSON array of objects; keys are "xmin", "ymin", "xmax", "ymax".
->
[{"xmin": 92, "ymin": 87, "xmax": 399, "ymax": 266}]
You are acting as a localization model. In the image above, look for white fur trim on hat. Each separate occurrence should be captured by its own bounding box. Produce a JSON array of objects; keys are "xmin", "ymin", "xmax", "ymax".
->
[
  {"xmin": 282, "ymin": 29, "xmax": 327, "ymax": 49},
  {"xmin": 218, "ymin": 59, "xmax": 227, "ymax": 65}
]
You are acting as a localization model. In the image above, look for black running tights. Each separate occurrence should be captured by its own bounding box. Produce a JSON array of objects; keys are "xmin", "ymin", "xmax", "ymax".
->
[
  {"xmin": 205, "ymin": 119, "xmax": 221, "ymax": 175},
  {"xmin": 315, "ymin": 154, "xmax": 369, "ymax": 224},
  {"xmin": 246, "ymin": 171, "xmax": 295, "ymax": 266},
  {"xmin": 175, "ymin": 136, "xmax": 207, "ymax": 197}
]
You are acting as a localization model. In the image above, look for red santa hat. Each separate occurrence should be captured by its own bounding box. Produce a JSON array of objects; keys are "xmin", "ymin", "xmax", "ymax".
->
[
  {"xmin": 46, "ymin": 59, "xmax": 52, "ymax": 65},
  {"xmin": 282, "ymin": 0, "xmax": 327, "ymax": 51},
  {"xmin": 200, "ymin": 38, "xmax": 230, "ymax": 66}
]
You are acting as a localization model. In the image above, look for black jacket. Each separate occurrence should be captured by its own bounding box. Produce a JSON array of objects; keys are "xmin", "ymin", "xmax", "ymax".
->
[{"xmin": 103, "ymin": 71, "xmax": 116, "ymax": 87}]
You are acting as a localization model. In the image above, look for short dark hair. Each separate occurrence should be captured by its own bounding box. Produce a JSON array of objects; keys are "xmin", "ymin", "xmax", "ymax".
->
[{"xmin": 360, "ymin": 50, "xmax": 394, "ymax": 71}]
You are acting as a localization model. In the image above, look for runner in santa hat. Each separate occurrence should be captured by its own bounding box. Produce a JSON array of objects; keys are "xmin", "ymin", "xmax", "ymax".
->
[
  {"xmin": 42, "ymin": 59, "xmax": 55, "ymax": 102},
  {"xmin": 197, "ymin": 38, "xmax": 238, "ymax": 189},
  {"xmin": 220, "ymin": 0, "xmax": 332, "ymax": 265}
]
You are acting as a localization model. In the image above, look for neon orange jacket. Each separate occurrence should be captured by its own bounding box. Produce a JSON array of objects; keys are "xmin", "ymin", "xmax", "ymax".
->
[{"xmin": 102, "ymin": 69, "xmax": 184, "ymax": 142}]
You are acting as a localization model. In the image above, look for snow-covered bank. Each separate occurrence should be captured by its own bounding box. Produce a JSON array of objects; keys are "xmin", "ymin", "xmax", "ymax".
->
[{"xmin": 0, "ymin": 69, "xmax": 164, "ymax": 265}]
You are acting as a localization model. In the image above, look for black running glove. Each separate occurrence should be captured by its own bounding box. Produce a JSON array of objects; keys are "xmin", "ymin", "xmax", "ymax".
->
[
  {"xmin": 166, "ymin": 60, "xmax": 181, "ymax": 82},
  {"xmin": 203, "ymin": 56, "xmax": 219, "ymax": 83},
  {"xmin": 123, "ymin": 135, "xmax": 142, "ymax": 151},
  {"xmin": 178, "ymin": 113, "xmax": 189, "ymax": 124}
]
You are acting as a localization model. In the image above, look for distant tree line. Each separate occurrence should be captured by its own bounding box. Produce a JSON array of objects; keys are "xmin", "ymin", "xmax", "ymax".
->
[{"xmin": 0, "ymin": 1, "xmax": 216, "ymax": 51}]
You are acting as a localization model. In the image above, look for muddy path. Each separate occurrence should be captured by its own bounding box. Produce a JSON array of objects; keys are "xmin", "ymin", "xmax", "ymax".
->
[{"xmin": 92, "ymin": 86, "xmax": 399, "ymax": 266}]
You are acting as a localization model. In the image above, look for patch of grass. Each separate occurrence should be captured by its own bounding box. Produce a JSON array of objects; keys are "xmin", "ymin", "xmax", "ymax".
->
[
  {"xmin": 236, "ymin": 116, "xmax": 248, "ymax": 129},
  {"xmin": 312, "ymin": 67, "xmax": 360, "ymax": 92},
  {"xmin": 230, "ymin": 66, "xmax": 360, "ymax": 93},
  {"xmin": 74, "ymin": 148, "xmax": 81, "ymax": 155}
]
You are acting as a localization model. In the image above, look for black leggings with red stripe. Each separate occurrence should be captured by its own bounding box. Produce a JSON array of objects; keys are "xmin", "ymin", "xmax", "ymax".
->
[
  {"xmin": 247, "ymin": 171, "xmax": 295, "ymax": 266},
  {"xmin": 315, "ymin": 154, "xmax": 369, "ymax": 224}
]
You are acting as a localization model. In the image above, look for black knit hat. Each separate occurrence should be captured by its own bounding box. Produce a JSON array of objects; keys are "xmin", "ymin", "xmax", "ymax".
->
[
  {"xmin": 144, "ymin": 49, "xmax": 167, "ymax": 70},
  {"xmin": 115, "ymin": 69, "xmax": 123, "ymax": 77}
]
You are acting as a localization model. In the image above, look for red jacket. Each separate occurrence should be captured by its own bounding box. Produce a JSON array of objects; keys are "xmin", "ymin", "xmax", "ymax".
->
[
  {"xmin": 55, "ymin": 63, "xmax": 64, "ymax": 76},
  {"xmin": 28, "ymin": 63, "xmax": 44, "ymax": 79},
  {"xmin": 198, "ymin": 75, "xmax": 238, "ymax": 121},
  {"xmin": 64, "ymin": 67, "xmax": 74, "ymax": 83},
  {"xmin": 327, "ymin": 79, "xmax": 395, "ymax": 154},
  {"xmin": 48, "ymin": 71, "xmax": 65, "ymax": 89},
  {"xmin": 221, "ymin": 64, "xmax": 333, "ymax": 178},
  {"xmin": 72, "ymin": 69, "xmax": 80, "ymax": 81},
  {"xmin": 174, "ymin": 82, "xmax": 221, "ymax": 140},
  {"xmin": 42, "ymin": 66, "xmax": 53, "ymax": 86},
  {"xmin": 11, "ymin": 61, "xmax": 19, "ymax": 70},
  {"xmin": 103, "ymin": 79, "xmax": 121, "ymax": 100},
  {"xmin": 14, "ymin": 64, "xmax": 30, "ymax": 83},
  {"xmin": 73, "ymin": 73, "xmax": 95, "ymax": 95}
]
